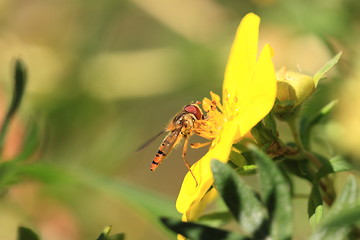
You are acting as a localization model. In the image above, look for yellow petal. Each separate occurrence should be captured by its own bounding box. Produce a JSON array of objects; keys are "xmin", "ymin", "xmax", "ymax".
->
[
  {"xmin": 177, "ymin": 234, "xmax": 186, "ymax": 240},
  {"xmin": 223, "ymin": 13, "xmax": 260, "ymax": 103},
  {"xmin": 177, "ymin": 189, "xmax": 217, "ymax": 240},
  {"xmin": 176, "ymin": 121, "xmax": 237, "ymax": 214},
  {"xmin": 182, "ymin": 188, "xmax": 218, "ymax": 222},
  {"xmin": 236, "ymin": 44, "xmax": 277, "ymax": 136},
  {"xmin": 202, "ymin": 97, "xmax": 212, "ymax": 112}
]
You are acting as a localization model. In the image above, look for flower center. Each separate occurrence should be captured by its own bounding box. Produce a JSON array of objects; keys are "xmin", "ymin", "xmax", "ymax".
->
[{"xmin": 193, "ymin": 92, "xmax": 225, "ymax": 141}]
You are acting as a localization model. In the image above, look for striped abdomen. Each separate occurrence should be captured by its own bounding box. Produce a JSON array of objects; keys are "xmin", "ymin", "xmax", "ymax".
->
[{"xmin": 150, "ymin": 130, "xmax": 181, "ymax": 171}]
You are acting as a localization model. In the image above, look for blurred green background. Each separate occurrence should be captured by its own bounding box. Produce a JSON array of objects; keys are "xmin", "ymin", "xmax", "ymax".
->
[{"xmin": 0, "ymin": 0, "xmax": 359, "ymax": 239}]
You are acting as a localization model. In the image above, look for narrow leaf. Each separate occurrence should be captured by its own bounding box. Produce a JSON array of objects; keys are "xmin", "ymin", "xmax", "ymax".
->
[
  {"xmin": 17, "ymin": 226, "xmax": 40, "ymax": 240},
  {"xmin": 308, "ymin": 184, "xmax": 323, "ymax": 227},
  {"xmin": 310, "ymin": 209, "xmax": 357, "ymax": 240},
  {"xmin": 327, "ymin": 175, "xmax": 358, "ymax": 217},
  {"xmin": 97, "ymin": 225, "xmax": 112, "ymax": 240},
  {"xmin": 161, "ymin": 218, "xmax": 247, "ymax": 240},
  {"xmin": 13, "ymin": 120, "xmax": 40, "ymax": 162},
  {"xmin": 236, "ymin": 164, "xmax": 257, "ymax": 175},
  {"xmin": 281, "ymin": 160, "xmax": 312, "ymax": 182},
  {"xmin": 300, "ymin": 100, "xmax": 338, "ymax": 149},
  {"xmin": 0, "ymin": 160, "xmax": 21, "ymax": 191},
  {"xmin": 263, "ymin": 112, "xmax": 277, "ymax": 137},
  {"xmin": 309, "ymin": 100, "xmax": 338, "ymax": 126},
  {"xmin": 0, "ymin": 59, "xmax": 27, "ymax": 151},
  {"xmin": 310, "ymin": 175, "xmax": 359, "ymax": 240},
  {"xmin": 321, "ymin": 205, "xmax": 360, "ymax": 229},
  {"xmin": 313, "ymin": 51, "xmax": 342, "ymax": 87},
  {"xmin": 198, "ymin": 211, "xmax": 233, "ymax": 227},
  {"xmin": 108, "ymin": 233, "xmax": 125, "ymax": 240},
  {"xmin": 250, "ymin": 146, "xmax": 292, "ymax": 240},
  {"xmin": 316, "ymin": 155, "xmax": 353, "ymax": 180},
  {"xmin": 19, "ymin": 163, "xmax": 178, "ymax": 227},
  {"xmin": 229, "ymin": 151, "xmax": 247, "ymax": 168},
  {"xmin": 211, "ymin": 160, "xmax": 267, "ymax": 235},
  {"xmin": 309, "ymin": 205, "xmax": 323, "ymax": 229}
]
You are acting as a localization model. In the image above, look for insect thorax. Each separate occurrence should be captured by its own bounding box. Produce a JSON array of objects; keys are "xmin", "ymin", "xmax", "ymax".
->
[{"xmin": 173, "ymin": 112, "xmax": 197, "ymax": 135}]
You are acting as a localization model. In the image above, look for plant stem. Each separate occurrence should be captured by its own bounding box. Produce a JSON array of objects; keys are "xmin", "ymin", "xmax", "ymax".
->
[
  {"xmin": 287, "ymin": 118, "xmax": 323, "ymax": 168},
  {"xmin": 287, "ymin": 118, "xmax": 304, "ymax": 151},
  {"xmin": 287, "ymin": 118, "xmax": 336, "ymax": 206}
]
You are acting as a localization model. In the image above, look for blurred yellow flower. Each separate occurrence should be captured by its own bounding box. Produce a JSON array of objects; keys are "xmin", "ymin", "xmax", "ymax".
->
[{"xmin": 175, "ymin": 12, "xmax": 277, "ymax": 228}]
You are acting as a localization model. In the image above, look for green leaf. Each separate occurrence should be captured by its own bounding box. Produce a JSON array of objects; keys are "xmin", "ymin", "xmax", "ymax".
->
[
  {"xmin": 13, "ymin": 120, "xmax": 40, "ymax": 162},
  {"xmin": 17, "ymin": 226, "xmax": 40, "ymax": 240},
  {"xmin": 281, "ymin": 160, "xmax": 312, "ymax": 182},
  {"xmin": 313, "ymin": 51, "xmax": 342, "ymax": 87},
  {"xmin": 316, "ymin": 155, "xmax": 353, "ymax": 180},
  {"xmin": 236, "ymin": 164, "xmax": 257, "ymax": 175},
  {"xmin": 228, "ymin": 151, "xmax": 246, "ymax": 168},
  {"xmin": 19, "ymin": 163, "xmax": 178, "ymax": 225},
  {"xmin": 161, "ymin": 218, "xmax": 248, "ymax": 240},
  {"xmin": 97, "ymin": 225, "xmax": 112, "ymax": 240},
  {"xmin": 96, "ymin": 226, "xmax": 125, "ymax": 240},
  {"xmin": 308, "ymin": 184, "xmax": 323, "ymax": 226},
  {"xmin": 211, "ymin": 160, "xmax": 267, "ymax": 236},
  {"xmin": 321, "ymin": 205, "xmax": 360, "ymax": 229},
  {"xmin": 198, "ymin": 211, "xmax": 233, "ymax": 227},
  {"xmin": 0, "ymin": 59, "xmax": 27, "ymax": 152},
  {"xmin": 0, "ymin": 160, "xmax": 21, "ymax": 192},
  {"xmin": 327, "ymin": 175, "xmax": 358, "ymax": 217},
  {"xmin": 300, "ymin": 100, "xmax": 338, "ymax": 149},
  {"xmin": 309, "ymin": 99, "xmax": 338, "ymax": 126},
  {"xmin": 251, "ymin": 121, "xmax": 275, "ymax": 149},
  {"xmin": 263, "ymin": 112, "xmax": 278, "ymax": 137},
  {"xmin": 108, "ymin": 234, "xmax": 125, "ymax": 240},
  {"xmin": 310, "ymin": 210, "xmax": 356, "ymax": 240},
  {"xmin": 278, "ymin": 164, "xmax": 294, "ymax": 197},
  {"xmin": 309, "ymin": 205, "xmax": 323, "ymax": 229},
  {"xmin": 250, "ymin": 146, "xmax": 292, "ymax": 240},
  {"xmin": 310, "ymin": 175, "xmax": 359, "ymax": 240}
]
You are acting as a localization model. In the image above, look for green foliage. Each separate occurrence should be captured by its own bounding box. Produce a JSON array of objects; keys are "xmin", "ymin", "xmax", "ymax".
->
[
  {"xmin": 97, "ymin": 226, "xmax": 125, "ymax": 240},
  {"xmin": 316, "ymin": 155, "xmax": 353, "ymax": 180},
  {"xmin": 0, "ymin": 60, "xmax": 32, "ymax": 193},
  {"xmin": 0, "ymin": 5, "xmax": 357, "ymax": 240},
  {"xmin": 17, "ymin": 227, "xmax": 39, "ymax": 240},
  {"xmin": 107, "ymin": 234, "xmax": 126, "ymax": 240},
  {"xmin": 162, "ymin": 149, "xmax": 293, "ymax": 240},
  {"xmin": 250, "ymin": 147, "xmax": 292, "ymax": 240},
  {"xmin": 16, "ymin": 162, "xmax": 178, "ymax": 223},
  {"xmin": 0, "ymin": 59, "xmax": 27, "ymax": 153},
  {"xmin": 300, "ymin": 100, "xmax": 338, "ymax": 149},
  {"xmin": 313, "ymin": 52, "xmax": 342, "ymax": 87},
  {"xmin": 0, "ymin": 59, "xmax": 178, "ymax": 239},
  {"xmin": 159, "ymin": 51, "xmax": 360, "ymax": 240},
  {"xmin": 212, "ymin": 159, "xmax": 268, "ymax": 236},
  {"xmin": 310, "ymin": 175, "xmax": 359, "ymax": 240},
  {"xmin": 197, "ymin": 211, "xmax": 233, "ymax": 227},
  {"xmin": 308, "ymin": 184, "xmax": 323, "ymax": 227},
  {"xmin": 161, "ymin": 218, "xmax": 247, "ymax": 240}
]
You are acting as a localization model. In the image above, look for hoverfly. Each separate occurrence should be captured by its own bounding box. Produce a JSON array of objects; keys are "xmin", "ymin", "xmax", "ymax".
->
[{"xmin": 149, "ymin": 103, "xmax": 204, "ymax": 186}]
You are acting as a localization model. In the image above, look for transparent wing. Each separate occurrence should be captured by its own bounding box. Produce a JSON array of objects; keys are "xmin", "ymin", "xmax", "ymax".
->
[{"xmin": 136, "ymin": 130, "xmax": 165, "ymax": 152}]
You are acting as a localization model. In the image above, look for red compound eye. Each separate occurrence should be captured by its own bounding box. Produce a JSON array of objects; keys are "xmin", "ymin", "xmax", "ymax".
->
[{"xmin": 184, "ymin": 104, "xmax": 202, "ymax": 120}]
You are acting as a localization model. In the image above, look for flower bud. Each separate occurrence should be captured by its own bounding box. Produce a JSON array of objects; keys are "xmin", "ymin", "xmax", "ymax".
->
[
  {"xmin": 274, "ymin": 67, "xmax": 315, "ymax": 119},
  {"xmin": 276, "ymin": 67, "xmax": 315, "ymax": 106}
]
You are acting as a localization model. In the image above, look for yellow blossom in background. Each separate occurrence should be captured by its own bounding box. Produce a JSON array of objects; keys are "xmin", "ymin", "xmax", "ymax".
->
[{"xmin": 175, "ymin": 12, "xmax": 277, "ymax": 229}]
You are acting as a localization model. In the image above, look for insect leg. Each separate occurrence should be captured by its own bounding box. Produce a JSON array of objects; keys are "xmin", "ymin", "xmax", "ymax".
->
[
  {"xmin": 182, "ymin": 135, "xmax": 198, "ymax": 187},
  {"xmin": 191, "ymin": 141, "xmax": 211, "ymax": 149}
]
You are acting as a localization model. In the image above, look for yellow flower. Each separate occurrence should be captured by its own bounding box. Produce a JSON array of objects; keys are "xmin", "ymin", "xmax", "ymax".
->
[{"xmin": 175, "ymin": 12, "xmax": 277, "ymax": 226}]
